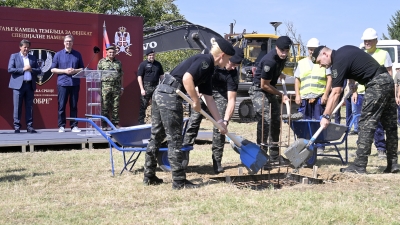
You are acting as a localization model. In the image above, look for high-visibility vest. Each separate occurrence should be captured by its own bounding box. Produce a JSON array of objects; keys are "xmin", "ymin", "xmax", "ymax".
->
[
  {"xmin": 298, "ymin": 58, "xmax": 327, "ymax": 96},
  {"xmin": 358, "ymin": 49, "xmax": 388, "ymax": 93}
]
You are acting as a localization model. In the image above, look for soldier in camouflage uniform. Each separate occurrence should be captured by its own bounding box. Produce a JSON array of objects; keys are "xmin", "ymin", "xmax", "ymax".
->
[
  {"xmin": 183, "ymin": 47, "xmax": 244, "ymax": 174},
  {"xmin": 249, "ymin": 36, "xmax": 292, "ymax": 165},
  {"xmin": 97, "ymin": 45, "xmax": 124, "ymax": 130},
  {"xmin": 312, "ymin": 45, "xmax": 399, "ymax": 174},
  {"xmin": 137, "ymin": 48, "xmax": 164, "ymax": 124},
  {"xmin": 143, "ymin": 38, "xmax": 233, "ymax": 189}
]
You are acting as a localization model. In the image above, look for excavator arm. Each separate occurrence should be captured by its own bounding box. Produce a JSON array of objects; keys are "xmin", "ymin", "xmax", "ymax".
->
[{"xmin": 143, "ymin": 20, "xmax": 225, "ymax": 54}]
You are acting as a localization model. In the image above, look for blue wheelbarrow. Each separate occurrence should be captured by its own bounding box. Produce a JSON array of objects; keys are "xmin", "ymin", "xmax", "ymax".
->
[
  {"xmin": 290, "ymin": 119, "xmax": 350, "ymax": 168},
  {"xmin": 67, "ymin": 114, "xmax": 192, "ymax": 176}
]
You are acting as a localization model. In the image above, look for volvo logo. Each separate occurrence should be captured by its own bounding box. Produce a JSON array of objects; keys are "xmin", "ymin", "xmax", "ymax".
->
[{"xmin": 143, "ymin": 41, "xmax": 157, "ymax": 50}]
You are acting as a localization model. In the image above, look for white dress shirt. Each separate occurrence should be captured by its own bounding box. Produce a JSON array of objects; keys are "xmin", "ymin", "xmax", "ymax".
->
[{"xmin": 20, "ymin": 53, "xmax": 32, "ymax": 81}]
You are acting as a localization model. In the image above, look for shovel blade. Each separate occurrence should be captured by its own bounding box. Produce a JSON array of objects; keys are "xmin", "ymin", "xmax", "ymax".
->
[
  {"xmin": 240, "ymin": 142, "xmax": 269, "ymax": 173},
  {"xmin": 284, "ymin": 138, "xmax": 313, "ymax": 168}
]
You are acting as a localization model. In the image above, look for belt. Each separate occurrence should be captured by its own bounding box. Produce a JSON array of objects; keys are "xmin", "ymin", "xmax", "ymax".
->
[
  {"xmin": 143, "ymin": 81, "xmax": 159, "ymax": 86},
  {"xmin": 23, "ymin": 80, "xmax": 32, "ymax": 83},
  {"xmin": 365, "ymin": 71, "xmax": 388, "ymax": 84},
  {"xmin": 161, "ymin": 74, "xmax": 182, "ymax": 90}
]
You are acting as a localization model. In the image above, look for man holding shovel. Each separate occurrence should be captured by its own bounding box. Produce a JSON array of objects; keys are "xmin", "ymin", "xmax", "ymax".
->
[
  {"xmin": 248, "ymin": 36, "xmax": 292, "ymax": 165},
  {"xmin": 182, "ymin": 47, "xmax": 244, "ymax": 174},
  {"xmin": 312, "ymin": 45, "xmax": 399, "ymax": 174}
]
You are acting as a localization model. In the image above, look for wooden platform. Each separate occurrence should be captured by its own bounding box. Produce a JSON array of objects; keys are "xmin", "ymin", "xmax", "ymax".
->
[
  {"xmin": 0, "ymin": 129, "xmax": 215, "ymax": 152},
  {"xmin": 0, "ymin": 129, "xmax": 108, "ymax": 152}
]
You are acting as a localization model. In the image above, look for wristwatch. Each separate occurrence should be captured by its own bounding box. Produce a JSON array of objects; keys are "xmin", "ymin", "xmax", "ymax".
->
[
  {"xmin": 121, "ymin": 88, "xmax": 124, "ymax": 91},
  {"xmin": 322, "ymin": 114, "xmax": 331, "ymax": 120},
  {"xmin": 223, "ymin": 120, "xmax": 229, "ymax": 125}
]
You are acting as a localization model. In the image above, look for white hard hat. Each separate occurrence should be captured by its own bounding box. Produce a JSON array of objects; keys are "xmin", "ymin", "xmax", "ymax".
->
[
  {"xmin": 394, "ymin": 63, "xmax": 400, "ymax": 69},
  {"xmin": 359, "ymin": 43, "xmax": 364, "ymax": 49},
  {"xmin": 361, "ymin": 28, "xmax": 378, "ymax": 40},
  {"xmin": 306, "ymin": 38, "xmax": 320, "ymax": 48}
]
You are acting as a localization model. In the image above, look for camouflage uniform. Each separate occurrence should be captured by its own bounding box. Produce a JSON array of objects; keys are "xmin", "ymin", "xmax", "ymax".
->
[
  {"xmin": 353, "ymin": 73, "xmax": 398, "ymax": 167},
  {"xmin": 97, "ymin": 57, "xmax": 123, "ymax": 126},
  {"xmin": 182, "ymin": 99, "xmax": 208, "ymax": 146},
  {"xmin": 144, "ymin": 81, "xmax": 185, "ymax": 180},
  {"xmin": 248, "ymin": 86, "xmax": 281, "ymax": 157}
]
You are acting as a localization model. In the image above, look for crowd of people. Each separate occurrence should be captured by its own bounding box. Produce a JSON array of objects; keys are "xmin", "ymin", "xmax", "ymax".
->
[{"xmin": 7, "ymin": 29, "xmax": 400, "ymax": 189}]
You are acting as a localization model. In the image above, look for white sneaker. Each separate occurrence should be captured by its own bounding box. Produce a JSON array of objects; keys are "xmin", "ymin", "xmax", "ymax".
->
[
  {"xmin": 71, "ymin": 126, "xmax": 81, "ymax": 133},
  {"xmin": 58, "ymin": 127, "xmax": 65, "ymax": 133}
]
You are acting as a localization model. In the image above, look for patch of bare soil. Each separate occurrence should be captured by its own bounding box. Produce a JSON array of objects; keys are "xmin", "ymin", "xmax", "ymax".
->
[{"xmin": 184, "ymin": 162, "xmax": 363, "ymax": 187}]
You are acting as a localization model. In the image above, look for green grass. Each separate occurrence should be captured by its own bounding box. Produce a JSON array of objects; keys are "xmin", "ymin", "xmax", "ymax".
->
[{"xmin": 1, "ymin": 116, "xmax": 400, "ymax": 224}]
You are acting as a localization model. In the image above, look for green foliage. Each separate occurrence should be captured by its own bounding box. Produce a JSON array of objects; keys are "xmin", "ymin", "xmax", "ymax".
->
[
  {"xmin": 0, "ymin": 0, "xmax": 184, "ymax": 25},
  {"xmin": 383, "ymin": 10, "xmax": 400, "ymax": 40},
  {"xmin": 152, "ymin": 49, "xmax": 200, "ymax": 72}
]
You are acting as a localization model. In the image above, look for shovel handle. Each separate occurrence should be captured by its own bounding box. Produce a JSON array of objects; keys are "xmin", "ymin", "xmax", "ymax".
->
[
  {"xmin": 281, "ymin": 79, "xmax": 290, "ymax": 115},
  {"xmin": 176, "ymin": 89, "xmax": 243, "ymax": 147}
]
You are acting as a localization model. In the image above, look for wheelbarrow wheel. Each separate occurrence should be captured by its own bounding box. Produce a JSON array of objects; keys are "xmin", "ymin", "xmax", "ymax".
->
[
  {"xmin": 157, "ymin": 150, "xmax": 190, "ymax": 172},
  {"xmin": 304, "ymin": 146, "xmax": 317, "ymax": 168}
]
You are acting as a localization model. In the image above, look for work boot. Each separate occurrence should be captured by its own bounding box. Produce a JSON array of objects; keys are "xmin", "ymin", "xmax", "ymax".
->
[
  {"xmin": 383, "ymin": 159, "xmax": 400, "ymax": 173},
  {"xmin": 270, "ymin": 155, "xmax": 291, "ymax": 166},
  {"xmin": 172, "ymin": 179, "xmax": 199, "ymax": 190},
  {"xmin": 378, "ymin": 150, "xmax": 386, "ymax": 160},
  {"xmin": 143, "ymin": 176, "xmax": 164, "ymax": 185},
  {"xmin": 212, "ymin": 158, "xmax": 224, "ymax": 174},
  {"xmin": 340, "ymin": 163, "xmax": 366, "ymax": 174}
]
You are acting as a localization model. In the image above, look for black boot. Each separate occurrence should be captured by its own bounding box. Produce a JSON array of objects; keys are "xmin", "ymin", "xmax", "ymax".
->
[
  {"xmin": 212, "ymin": 158, "xmax": 224, "ymax": 174},
  {"xmin": 384, "ymin": 159, "xmax": 400, "ymax": 173},
  {"xmin": 340, "ymin": 163, "xmax": 366, "ymax": 174},
  {"xmin": 143, "ymin": 176, "xmax": 164, "ymax": 185},
  {"xmin": 172, "ymin": 179, "xmax": 199, "ymax": 190}
]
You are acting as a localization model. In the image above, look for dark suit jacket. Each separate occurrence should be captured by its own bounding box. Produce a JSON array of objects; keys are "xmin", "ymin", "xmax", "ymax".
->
[{"xmin": 8, "ymin": 52, "xmax": 41, "ymax": 90}]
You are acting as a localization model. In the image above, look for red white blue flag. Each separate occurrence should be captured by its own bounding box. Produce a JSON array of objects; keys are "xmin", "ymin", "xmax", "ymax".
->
[{"xmin": 103, "ymin": 21, "xmax": 111, "ymax": 58}]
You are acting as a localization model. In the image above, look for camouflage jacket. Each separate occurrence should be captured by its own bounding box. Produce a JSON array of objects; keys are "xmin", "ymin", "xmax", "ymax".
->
[{"xmin": 97, "ymin": 57, "xmax": 123, "ymax": 82}]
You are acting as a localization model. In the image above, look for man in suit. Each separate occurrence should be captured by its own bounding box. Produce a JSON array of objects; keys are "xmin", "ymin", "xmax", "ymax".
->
[{"xmin": 7, "ymin": 39, "xmax": 41, "ymax": 133}]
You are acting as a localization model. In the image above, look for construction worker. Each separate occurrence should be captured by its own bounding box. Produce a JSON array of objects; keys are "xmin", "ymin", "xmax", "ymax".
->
[
  {"xmin": 182, "ymin": 47, "xmax": 244, "ymax": 174},
  {"xmin": 143, "ymin": 38, "xmax": 233, "ymax": 189},
  {"xmin": 249, "ymin": 36, "xmax": 292, "ymax": 165},
  {"xmin": 349, "ymin": 28, "xmax": 393, "ymax": 159},
  {"xmin": 294, "ymin": 38, "xmax": 332, "ymax": 154},
  {"xmin": 313, "ymin": 45, "xmax": 398, "ymax": 174}
]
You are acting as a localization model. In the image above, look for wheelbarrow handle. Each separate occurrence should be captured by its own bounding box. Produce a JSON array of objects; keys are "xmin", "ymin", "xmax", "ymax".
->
[{"xmin": 176, "ymin": 89, "xmax": 242, "ymax": 147}]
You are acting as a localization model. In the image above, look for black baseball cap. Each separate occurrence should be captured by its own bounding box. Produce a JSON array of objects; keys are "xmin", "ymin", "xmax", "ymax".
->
[
  {"xmin": 145, "ymin": 48, "xmax": 155, "ymax": 55},
  {"xmin": 230, "ymin": 47, "xmax": 244, "ymax": 64},
  {"xmin": 311, "ymin": 45, "xmax": 325, "ymax": 63},
  {"xmin": 215, "ymin": 38, "xmax": 235, "ymax": 56},
  {"xmin": 276, "ymin": 36, "xmax": 292, "ymax": 50},
  {"xmin": 106, "ymin": 45, "xmax": 116, "ymax": 51}
]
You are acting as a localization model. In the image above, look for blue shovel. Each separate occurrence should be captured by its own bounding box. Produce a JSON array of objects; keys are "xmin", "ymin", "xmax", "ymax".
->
[{"xmin": 176, "ymin": 90, "xmax": 268, "ymax": 173}]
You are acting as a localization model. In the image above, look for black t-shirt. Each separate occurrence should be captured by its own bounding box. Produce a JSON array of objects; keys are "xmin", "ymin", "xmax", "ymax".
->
[
  {"xmin": 253, "ymin": 48, "xmax": 286, "ymax": 86},
  {"xmin": 137, "ymin": 59, "xmax": 164, "ymax": 83},
  {"xmin": 212, "ymin": 67, "xmax": 239, "ymax": 93},
  {"xmin": 170, "ymin": 54, "xmax": 215, "ymax": 95},
  {"xmin": 331, "ymin": 45, "xmax": 388, "ymax": 88}
]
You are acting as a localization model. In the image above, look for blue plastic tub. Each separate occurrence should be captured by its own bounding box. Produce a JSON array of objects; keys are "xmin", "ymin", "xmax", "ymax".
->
[
  {"xmin": 291, "ymin": 120, "xmax": 348, "ymax": 142},
  {"xmin": 108, "ymin": 124, "xmax": 152, "ymax": 147}
]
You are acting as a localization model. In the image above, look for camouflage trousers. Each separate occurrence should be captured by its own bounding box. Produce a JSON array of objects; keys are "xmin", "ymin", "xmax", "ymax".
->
[
  {"xmin": 144, "ymin": 84, "xmax": 185, "ymax": 181},
  {"xmin": 354, "ymin": 73, "xmax": 398, "ymax": 167},
  {"xmin": 248, "ymin": 85, "xmax": 281, "ymax": 157},
  {"xmin": 182, "ymin": 91, "xmax": 228, "ymax": 162},
  {"xmin": 138, "ymin": 82, "xmax": 157, "ymax": 124},
  {"xmin": 101, "ymin": 82, "xmax": 121, "ymax": 126}
]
